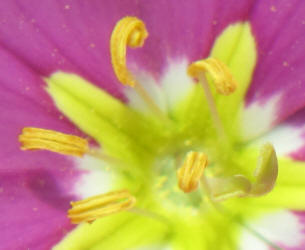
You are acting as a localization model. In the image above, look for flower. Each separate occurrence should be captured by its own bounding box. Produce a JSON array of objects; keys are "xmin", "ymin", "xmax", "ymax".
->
[{"xmin": 2, "ymin": 1, "xmax": 305, "ymax": 249}]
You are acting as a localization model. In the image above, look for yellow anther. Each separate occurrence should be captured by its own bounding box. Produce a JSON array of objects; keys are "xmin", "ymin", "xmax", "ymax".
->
[
  {"xmin": 188, "ymin": 58, "xmax": 237, "ymax": 95},
  {"xmin": 68, "ymin": 189, "xmax": 136, "ymax": 224},
  {"xmin": 110, "ymin": 16, "xmax": 148, "ymax": 87},
  {"xmin": 177, "ymin": 152, "xmax": 208, "ymax": 193},
  {"xmin": 19, "ymin": 127, "xmax": 88, "ymax": 157}
]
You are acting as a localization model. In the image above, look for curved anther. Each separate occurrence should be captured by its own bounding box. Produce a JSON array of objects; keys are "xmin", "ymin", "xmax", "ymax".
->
[
  {"xmin": 188, "ymin": 58, "xmax": 237, "ymax": 95},
  {"xmin": 110, "ymin": 16, "xmax": 148, "ymax": 87},
  {"xmin": 110, "ymin": 16, "xmax": 167, "ymax": 119}
]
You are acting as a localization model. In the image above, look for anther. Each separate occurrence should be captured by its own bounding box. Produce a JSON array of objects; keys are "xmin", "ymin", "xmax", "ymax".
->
[
  {"xmin": 110, "ymin": 16, "xmax": 167, "ymax": 119},
  {"xmin": 19, "ymin": 127, "xmax": 88, "ymax": 157},
  {"xmin": 187, "ymin": 58, "xmax": 237, "ymax": 139},
  {"xmin": 110, "ymin": 16, "xmax": 148, "ymax": 87},
  {"xmin": 177, "ymin": 151, "xmax": 208, "ymax": 193},
  {"xmin": 68, "ymin": 189, "xmax": 136, "ymax": 224},
  {"xmin": 188, "ymin": 58, "xmax": 237, "ymax": 95}
]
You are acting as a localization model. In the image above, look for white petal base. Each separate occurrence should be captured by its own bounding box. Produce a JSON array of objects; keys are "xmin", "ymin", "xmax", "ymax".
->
[
  {"xmin": 125, "ymin": 59, "xmax": 193, "ymax": 114},
  {"xmin": 240, "ymin": 94, "xmax": 281, "ymax": 141},
  {"xmin": 73, "ymin": 152, "xmax": 112, "ymax": 199},
  {"xmin": 239, "ymin": 211, "xmax": 304, "ymax": 250}
]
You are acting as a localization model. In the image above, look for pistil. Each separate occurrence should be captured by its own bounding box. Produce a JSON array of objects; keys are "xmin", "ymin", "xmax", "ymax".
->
[{"xmin": 201, "ymin": 143, "xmax": 278, "ymax": 202}]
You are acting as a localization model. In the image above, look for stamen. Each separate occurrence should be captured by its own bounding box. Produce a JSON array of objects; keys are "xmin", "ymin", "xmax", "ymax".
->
[
  {"xmin": 19, "ymin": 127, "xmax": 88, "ymax": 157},
  {"xmin": 188, "ymin": 59, "xmax": 234, "ymax": 139},
  {"xmin": 110, "ymin": 16, "xmax": 166, "ymax": 119},
  {"xmin": 177, "ymin": 151, "xmax": 208, "ymax": 193},
  {"xmin": 68, "ymin": 189, "xmax": 136, "ymax": 224},
  {"xmin": 188, "ymin": 58, "xmax": 237, "ymax": 95},
  {"xmin": 110, "ymin": 16, "xmax": 148, "ymax": 87},
  {"xmin": 129, "ymin": 207, "xmax": 170, "ymax": 225}
]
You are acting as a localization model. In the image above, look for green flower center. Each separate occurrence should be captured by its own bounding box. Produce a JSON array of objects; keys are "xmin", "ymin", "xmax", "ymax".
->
[{"xmin": 154, "ymin": 151, "xmax": 203, "ymax": 211}]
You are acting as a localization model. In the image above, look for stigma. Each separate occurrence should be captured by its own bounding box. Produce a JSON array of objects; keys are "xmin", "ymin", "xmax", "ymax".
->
[
  {"xmin": 19, "ymin": 127, "xmax": 88, "ymax": 157},
  {"xmin": 68, "ymin": 190, "xmax": 136, "ymax": 224}
]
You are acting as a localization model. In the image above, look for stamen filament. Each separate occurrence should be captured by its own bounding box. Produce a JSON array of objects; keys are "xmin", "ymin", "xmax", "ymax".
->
[
  {"xmin": 177, "ymin": 151, "xmax": 208, "ymax": 193},
  {"xmin": 134, "ymin": 83, "xmax": 168, "ymax": 120},
  {"xmin": 19, "ymin": 127, "xmax": 88, "ymax": 157},
  {"xmin": 87, "ymin": 149, "xmax": 123, "ymax": 166},
  {"xmin": 199, "ymin": 74, "xmax": 226, "ymax": 139},
  {"xmin": 68, "ymin": 189, "xmax": 136, "ymax": 224},
  {"xmin": 188, "ymin": 57, "xmax": 237, "ymax": 139},
  {"xmin": 110, "ymin": 16, "xmax": 167, "ymax": 120},
  {"xmin": 129, "ymin": 207, "xmax": 170, "ymax": 225}
]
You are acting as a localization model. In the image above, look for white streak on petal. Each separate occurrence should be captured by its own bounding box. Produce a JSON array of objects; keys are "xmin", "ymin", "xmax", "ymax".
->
[
  {"xmin": 125, "ymin": 59, "xmax": 193, "ymax": 114},
  {"xmin": 130, "ymin": 245, "xmax": 172, "ymax": 250},
  {"xmin": 125, "ymin": 71, "xmax": 167, "ymax": 113},
  {"xmin": 240, "ymin": 211, "xmax": 304, "ymax": 250},
  {"xmin": 239, "ymin": 94, "xmax": 282, "ymax": 141},
  {"xmin": 161, "ymin": 59, "xmax": 193, "ymax": 110},
  {"xmin": 73, "ymin": 153, "xmax": 112, "ymax": 199},
  {"xmin": 240, "ymin": 230, "xmax": 267, "ymax": 250},
  {"xmin": 253, "ymin": 124, "xmax": 305, "ymax": 156}
]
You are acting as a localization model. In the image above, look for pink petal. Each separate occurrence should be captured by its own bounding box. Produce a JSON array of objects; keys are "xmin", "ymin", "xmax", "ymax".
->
[
  {"xmin": 0, "ymin": 0, "xmax": 255, "ymax": 98},
  {"xmin": 0, "ymin": 46, "xmax": 84, "ymax": 249},
  {"xmin": 247, "ymin": 0, "xmax": 305, "ymax": 128}
]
